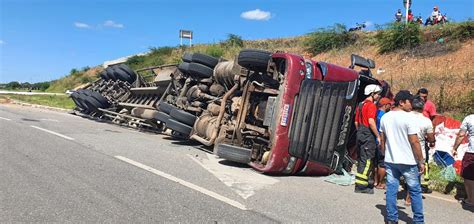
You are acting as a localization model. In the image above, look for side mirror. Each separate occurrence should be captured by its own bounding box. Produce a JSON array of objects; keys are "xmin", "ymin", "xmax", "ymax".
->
[
  {"xmin": 367, "ymin": 59, "xmax": 375, "ymax": 68},
  {"xmin": 350, "ymin": 54, "xmax": 375, "ymax": 69}
]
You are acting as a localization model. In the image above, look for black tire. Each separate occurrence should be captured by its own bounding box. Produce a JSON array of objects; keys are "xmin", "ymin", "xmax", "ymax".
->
[
  {"xmin": 113, "ymin": 66, "xmax": 133, "ymax": 83},
  {"xmin": 155, "ymin": 111, "xmax": 171, "ymax": 123},
  {"xmin": 170, "ymin": 109, "xmax": 197, "ymax": 126},
  {"xmin": 105, "ymin": 67, "xmax": 117, "ymax": 80},
  {"xmin": 75, "ymin": 93, "xmax": 94, "ymax": 112},
  {"xmin": 190, "ymin": 53, "xmax": 218, "ymax": 68},
  {"xmin": 81, "ymin": 95, "xmax": 103, "ymax": 112},
  {"xmin": 238, "ymin": 49, "xmax": 272, "ymax": 72},
  {"xmin": 99, "ymin": 71, "xmax": 109, "ymax": 80},
  {"xmin": 70, "ymin": 92, "xmax": 88, "ymax": 111},
  {"xmin": 216, "ymin": 144, "xmax": 252, "ymax": 164},
  {"xmin": 166, "ymin": 119, "xmax": 192, "ymax": 136},
  {"xmin": 182, "ymin": 52, "xmax": 193, "ymax": 63},
  {"xmin": 83, "ymin": 89, "xmax": 110, "ymax": 108},
  {"xmin": 188, "ymin": 62, "xmax": 213, "ymax": 78},
  {"xmin": 117, "ymin": 64, "xmax": 137, "ymax": 82},
  {"xmin": 178, "ymin": 62, "xmax": 190, "ymax": 74},
  {"xmin": 158, "ymin": 102, "xmax": 178, "ymax": 114}
]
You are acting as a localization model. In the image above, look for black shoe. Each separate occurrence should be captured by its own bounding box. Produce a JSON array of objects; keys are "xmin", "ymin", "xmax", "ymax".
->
[
  {"xmin": 355, "ymin": 187, "xmax": 374, "ymax": 194},
  {"xmin": 386, "ymin": 220, "xmax": 398, "ymax": 224},
  {"xmin": 422, "ymin": 187, "xmax": 432, "ymax": 194}
]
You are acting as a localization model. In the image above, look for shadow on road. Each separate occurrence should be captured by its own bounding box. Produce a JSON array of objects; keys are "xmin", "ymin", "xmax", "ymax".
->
[
  {"xmin": 218, "ymin": 159, "xmax": 251, "ymax": 168},
  {"xmin": 376, "ymin": 204, "xmax": 413, "ymax": 224}
]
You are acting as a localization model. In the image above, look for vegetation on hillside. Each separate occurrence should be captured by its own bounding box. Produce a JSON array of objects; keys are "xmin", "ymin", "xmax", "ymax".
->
[
  {"xmin": 46, "ymin": 66, "xmax": 101, "ymax": 93},
  {"xmin": 304, "ymin": 24, "xmax": 357, "ymax": 55}
]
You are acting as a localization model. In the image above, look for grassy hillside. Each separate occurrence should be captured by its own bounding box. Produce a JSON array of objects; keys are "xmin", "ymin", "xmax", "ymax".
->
[
  {"xmin": 46, "ymin": 66, "xmax": 102, "ymax": 93},
  {"xmin": 48, "ymin": 21, "xmax": 473, "ymax": 118}
]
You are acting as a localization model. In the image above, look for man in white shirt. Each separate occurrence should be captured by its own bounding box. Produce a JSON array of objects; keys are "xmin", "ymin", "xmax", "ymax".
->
[
  {"xmin": 406, "ymin": 96, "xmax": 436, "ymax": 204},
  {"xmin": 380, "ymin": 90, "xmax": 425, "ymax": 224},
  {"xmin": 452, "ymin": 114, "xmax": 474, "ymax": 208}
]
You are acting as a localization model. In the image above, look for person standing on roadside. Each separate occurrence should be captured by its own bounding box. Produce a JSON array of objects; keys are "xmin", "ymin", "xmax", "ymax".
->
[
  {"xmin": 417, "ymin": 88, "xmax": 437, "ymax": 120},
  {"xmin": 380, "ymin": 90, "xmax": 425, "ymax": 224},
  {"xmin": 395, "ymin": 9, "xmax": 403, "ymax": 22},
  {"xmin": 375, "ymin": 97, "xmax": 392, "ymax": 189},
  {"xmin": 452, "ymin": 114, "xmax": 474, "ymax": 208},
  {"xmin": 354, "ymin": 84, "xmax": 382, "ymax": 194}
]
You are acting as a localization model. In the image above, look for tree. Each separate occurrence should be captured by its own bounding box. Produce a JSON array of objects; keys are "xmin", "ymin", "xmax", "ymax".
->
[
  {"xmin": 225, "ymin": 34, "xmax": 244, "ymax": 48},
  {"xmin": 5, "ymin": 81, "xmax": 20, "ymax": 89}
]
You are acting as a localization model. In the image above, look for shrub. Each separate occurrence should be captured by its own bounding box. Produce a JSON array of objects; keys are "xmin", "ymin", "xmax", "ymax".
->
[
  {"xmin": 304, "ymin": 23, "xmax": 357, "ymax": 55},
  {"xmin": 126, "ymin": 55, "xmax": 146, "ymax": 67},
  {"xmin": 224, "ymin": 34, "xmax": 244, "ymax": 48},
  {"xmin": 205, "ymin": 45, "xmax": 225, "ymax": 58},
  {"xmin": 149, "ymin": 46, "xmax": 174, "ymax": 56},
  {"xmin": 376, "ymin": 22, "xmax": 422, "ymax": 53}
]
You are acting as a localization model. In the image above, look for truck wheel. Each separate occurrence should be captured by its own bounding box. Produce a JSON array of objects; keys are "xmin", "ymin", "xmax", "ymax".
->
[
  {"xmin": 158, "ymin": 102, "xmax": 178, "ymax": 114},
  {"xmin": 113, "ymin": 66, "xmax": 133, "ymax": 83},
  {"xmin": 188, "ymin": 62, "xmax": 213, "ymax": 78},
  {"xmin": 117, "ymin": 64, "xmax": 137, "ymax": 82},
  {"xmin": 170, "ymin": 108, "xmax": 197, "ymax": 126},
  {"xmin": 71, "ymin": 92, "xmax": 88, "ymax": 111},
  {"xmin": 238, "ymin": 49, "xmax": 271, "ymax": 72},
  {"xmin": 190, "ymin": 53, "xmax": 219, "ymax": 68},
  {"xmin": 105, "ymin": 67, "xmax": 117, "ymax": 80},
  {"xmin": 99, "ymin": 71, "xmax": 109, "ymax": 80},
  {"xmin": 166, "ymin": 119, "xmax": 192, "ymax": 136},
  {"xmin": 155, "ymin": 111, "xmax": 171, "ymax": 123},
  {"xmin": 182, "ymin": 52, "xmax": 193, "ymax": 63},
  {"xmin": 216, "ymin": 144, "xmax": 252, "ymax": 164},
  {"xmin": 77, "ymin": 94, "xmax": 102, "ymax": 112},
  {"xmin": 178, "ymin": 62, "xmax": 190, "ymax": 74},
  {"xmin": 81, "ymin": 89, "xmax": 110, "ymax": 108}
]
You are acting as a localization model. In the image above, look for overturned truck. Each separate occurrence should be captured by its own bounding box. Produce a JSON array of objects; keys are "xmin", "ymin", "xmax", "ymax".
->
[{"xmin": 72, "ymin": 49, "xmax": 391, "ymax": 175}]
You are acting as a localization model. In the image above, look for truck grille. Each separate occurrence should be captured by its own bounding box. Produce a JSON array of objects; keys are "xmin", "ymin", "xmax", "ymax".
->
[{"xmin": 288, "ymin": 79, "xmax": 356, "ymax": 168}]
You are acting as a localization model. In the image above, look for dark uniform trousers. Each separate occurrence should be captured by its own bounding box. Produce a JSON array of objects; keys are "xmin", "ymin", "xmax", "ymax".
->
[{"xmin": 355, "ymin": 125, "xmax": 377, "ymax": 189}]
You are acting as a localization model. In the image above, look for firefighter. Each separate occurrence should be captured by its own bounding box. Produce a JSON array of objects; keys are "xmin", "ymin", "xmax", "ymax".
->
[{"xmin": 354, "ymin": 84, "xmax": 382, "ymax": 194}]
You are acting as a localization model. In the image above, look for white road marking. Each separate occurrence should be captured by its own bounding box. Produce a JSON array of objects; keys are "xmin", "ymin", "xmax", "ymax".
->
[
  {"xmin": 115, "ymin": 155, "xmax": 248, "ymax": 210},
  {"xmin": 423, "ymin": 193, "xmax": 458, "ymax": 203},
  {"xmin": 189, "ymin": 154, "xmax": 279, "ymax": 199},
  {"xmin": 30, "ymin": 125, "xmax": 74, "ymax": 141},
  {"xmin": 0, "ymin": 116, "xmax": 12, "ymax": 121},
  {"xmin": 40, "ymin": 118, "xmax": 60, "ymax": 122}
]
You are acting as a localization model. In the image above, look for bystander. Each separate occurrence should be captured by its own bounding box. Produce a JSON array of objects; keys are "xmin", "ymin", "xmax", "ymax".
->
[
  {"xmin": 452, "ymin": 114, "xmax": 474, "ymax": 208},
  {"xmin": 375, "ymin": 97, "xmax": 392, "ymax": 189},
  {"xmin": 417, "ymin": 88, "xmax": 437, "ymax": 120},
  {"xmin": 380, "ymin": 90, "xmax": 425, "ymax": 224}
]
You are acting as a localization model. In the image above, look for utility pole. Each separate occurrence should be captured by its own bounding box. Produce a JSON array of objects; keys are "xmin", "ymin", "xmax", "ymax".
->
[{"xmin": 403, "ymin": 0, "xmax": 412, "ymax": 24}]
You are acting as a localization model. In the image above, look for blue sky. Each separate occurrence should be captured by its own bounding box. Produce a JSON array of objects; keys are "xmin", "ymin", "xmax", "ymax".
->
[{"xmin": 0, "ymin": 0, "xmax": 472, "ymax": 83}]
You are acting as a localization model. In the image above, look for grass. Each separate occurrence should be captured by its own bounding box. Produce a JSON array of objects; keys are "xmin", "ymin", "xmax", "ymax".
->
[
  {"xmin": 429, "ymin": 163, "xmax": 466, "ymax": 198},
  {"xmin": 0, "ymin": 94, "xmax": 76, "ymax": 109}
]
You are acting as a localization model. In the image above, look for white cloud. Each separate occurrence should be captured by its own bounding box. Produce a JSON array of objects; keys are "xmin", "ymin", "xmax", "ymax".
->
[
  {"xmin": 74, "ymin": 22, "xmax": 91, "ymax": 29},
  {"xmin": 103, "ymin": 20, "xmax": 124, "ymax": 28},
  {"xmin": 241, "ymin": 9, "xmax": 272, "ymax": 21}
]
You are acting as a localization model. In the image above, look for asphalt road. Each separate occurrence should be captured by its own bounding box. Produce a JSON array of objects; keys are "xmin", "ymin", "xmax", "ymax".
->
[{"xmin": 0, "ymin": 104, "xmax": 472, "ymax": 223}]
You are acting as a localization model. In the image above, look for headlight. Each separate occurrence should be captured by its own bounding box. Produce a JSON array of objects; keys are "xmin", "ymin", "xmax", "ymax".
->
[{"xmin": 305, "ymin": 62, "xmax": 313, "ymax": 79}]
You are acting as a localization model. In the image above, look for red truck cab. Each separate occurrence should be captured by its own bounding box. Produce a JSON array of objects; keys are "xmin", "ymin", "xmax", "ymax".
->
[{"xmin": 216, "ymin": 51, "xmax": 390, "ymax": 175}]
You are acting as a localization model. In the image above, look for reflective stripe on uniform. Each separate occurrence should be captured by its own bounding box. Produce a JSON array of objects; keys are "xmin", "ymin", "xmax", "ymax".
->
[
  {"xmin": 363, "ymin": 159, "xmax": 371, "ymax": 176},
  {"xmin": 356, "ymin": 179, "xmax": 369, "ymax": 186},
  {"xmin": 424, "ymin": 162, "xmax": 430, "ymax": 181},
  {"xmin": 356, "ymin": 173, "xmax": 368, "ymax": 180}
]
